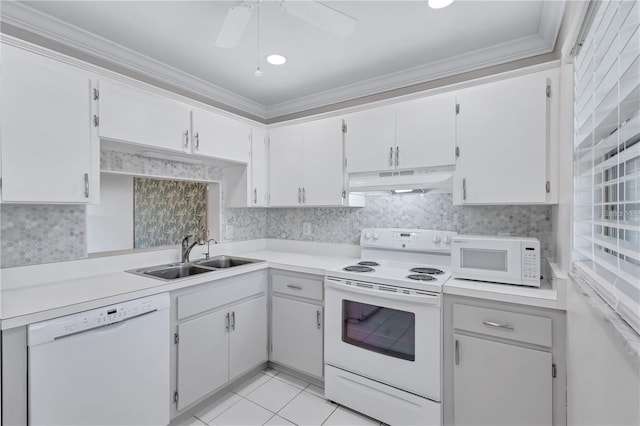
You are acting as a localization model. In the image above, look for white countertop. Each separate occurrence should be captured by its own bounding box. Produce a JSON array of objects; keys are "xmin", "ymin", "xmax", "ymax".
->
[
  {"xmin": 1, "ymin": 239, "xmax": 566, "ymax": 329},
  {"xmin": 1, "ymin": 240, "xmax": 358, "ymax": 329}
]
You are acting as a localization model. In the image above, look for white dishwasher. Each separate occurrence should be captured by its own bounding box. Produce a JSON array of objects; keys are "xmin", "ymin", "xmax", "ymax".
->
[{"xmin": 27, "ymin": 293, "xmax": 171, "ymax": 426}]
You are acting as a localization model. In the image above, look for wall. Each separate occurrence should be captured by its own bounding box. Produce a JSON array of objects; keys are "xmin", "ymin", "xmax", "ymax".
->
[
  {"xmin": 268, "ymin": 193, "xmax": 554, "ymax": 259},
  {"xmin": 0, "ymin": 154, "xmax": 552, "ymax": 268},
  {"xmin": 566, "ymin": 278, "xmax": 640, "ymax": 425}
]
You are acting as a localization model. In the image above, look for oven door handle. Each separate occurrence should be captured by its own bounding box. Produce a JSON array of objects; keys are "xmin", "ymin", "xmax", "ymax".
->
[{"xmin": 325, "ymin": 279, "xmax": 441, "ymax": 306}]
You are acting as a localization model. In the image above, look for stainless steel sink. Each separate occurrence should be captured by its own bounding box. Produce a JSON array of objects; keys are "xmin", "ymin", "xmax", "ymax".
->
[
  {"xmin": 128, "ymin": 263, "xmax": 216, "ymax": 281},
  {"xmin": 192, "ymin": 255, "xmax": 262, "ymax": 269},
  {"xmin": 127, "ymin": 255, "xmax": 263, "ymax": 282}
]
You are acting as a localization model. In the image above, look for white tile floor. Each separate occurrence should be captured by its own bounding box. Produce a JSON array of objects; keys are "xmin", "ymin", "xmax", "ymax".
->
[{"xmin": 181, "ymin": 369, "xmax": 383, "ymax": 426}]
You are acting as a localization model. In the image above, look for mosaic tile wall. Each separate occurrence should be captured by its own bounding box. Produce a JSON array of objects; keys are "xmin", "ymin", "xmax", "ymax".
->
[
  {"xmin": 133, "ymin": 178, "xmax": 207, "ymax": 248},
  {"xmin": 0, "ymin": 205, "xmax": 87, "ymax": 268},
  {"xmin": 267, "ymin": 193, "xmax": 554, "ymax": 260}
]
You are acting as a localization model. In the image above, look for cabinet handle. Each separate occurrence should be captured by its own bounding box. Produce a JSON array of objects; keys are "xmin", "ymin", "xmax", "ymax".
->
[
  {"xmin": 455, "ymin": 339, "xmax": 460, "ymax": 365},
  {"xmin": 302, "ymin": 187, "xmax": 306, "ymax": 204},
  {"xmin": 482, "ymin": 320, "xmax": 514, "ymax": 330},
  {"xmin": 84, "ymin": 173, "xmax": 89, "ymax": 198},
  {"xmin": 389, "ymin": 146, "xmax": 394, "ymax": 167},
  {"xmin": 287, "ymin": 284, "xmax": 303, "ymax": 290},
  {"xmin": 231, "ymin": 311, "xmax": 236, "ymax": 331},
  {"xmin": 316, "ymin": 310, "xmax": 321, "ymax": 330},
  {"xmin": 396, "ymin": 146, "xmax": 399, "ymax": 166},
  {"xmin": 462, "ymin": 178, "xmax": 467, "ymax": 200},
  {"xmin": 225, "ymin": 312, "xmax": 230, "ymax": 331},
  {"xmin": 253, "ymin": 188, "xmax": 258, "ymax": 204},
  {"xmin": 298, "ymin": 188, "xmax": 302, "ymax": 204},
  {"xmin": 195, "ymin": 132, "xmax": 200, "ymax": 150},
  {"xmin": 184, "ymin": 130, "xmax": 189, "ymax": 149}
]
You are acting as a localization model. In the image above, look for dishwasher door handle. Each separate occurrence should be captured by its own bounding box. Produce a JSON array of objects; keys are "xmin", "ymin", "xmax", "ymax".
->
[{"xmin": 53, "ymin": 309, "xmax": 158, "ymax": 341}]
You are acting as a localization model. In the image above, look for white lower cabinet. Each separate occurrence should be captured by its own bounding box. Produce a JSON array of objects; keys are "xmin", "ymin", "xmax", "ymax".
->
[
  {"xmin": 443, "ymin": 296, "xmax": 566, "ymax": 426},
  {"xmin": 452, "ymin": 334, "xmax": 552, "ymax": 426},
  {"xmin": 172, "ymin": 271, "xmax": 268, "ymax": 414},
  {"xmin": 270, "ymin": 271, "xmax": 324, "ymax": 378}
]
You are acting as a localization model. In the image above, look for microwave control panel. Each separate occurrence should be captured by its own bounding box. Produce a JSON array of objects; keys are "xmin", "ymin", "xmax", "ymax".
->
[{"xmin": 522, "ymin": 243, "xmax": 540, "ymax": 281}]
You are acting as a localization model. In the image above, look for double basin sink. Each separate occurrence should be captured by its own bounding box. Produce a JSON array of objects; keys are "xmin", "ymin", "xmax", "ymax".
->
[{"xmin": 128, "ymin": 255, "xmax": 263, "ymax": 282}]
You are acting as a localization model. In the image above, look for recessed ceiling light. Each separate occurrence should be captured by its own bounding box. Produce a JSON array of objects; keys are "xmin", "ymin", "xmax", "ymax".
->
[
  {"xmin": 267, "ymin": 54, "xmax": 287, "ymax": 65},
  {"xmin": 428, "ymin": 0, "xmax": 454, "ymax": 9}
]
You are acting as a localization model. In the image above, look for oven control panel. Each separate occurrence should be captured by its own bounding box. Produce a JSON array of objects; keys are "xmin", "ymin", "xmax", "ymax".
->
[{"xmin": 361, "ymin": 228, "xmax": 458, "ymax": 252}]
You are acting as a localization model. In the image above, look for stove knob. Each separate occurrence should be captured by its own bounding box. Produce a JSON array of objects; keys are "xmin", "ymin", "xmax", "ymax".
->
[
  {"xmin": 373, "ymin": 232, "xmax": 380, "ymax": 240},
  {"xmin": 432, "ymin": 235, "xmax": 441, "ymax": 244},
  {"xmin": 443, "ymin": 235, "xmax": 451, "ymax": 244},
  {"xmin": 364, "ymin": 232, "xmax": 372, "ymax": 240}
]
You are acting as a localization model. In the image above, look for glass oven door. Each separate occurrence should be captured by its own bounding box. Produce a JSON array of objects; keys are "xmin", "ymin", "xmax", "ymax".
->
[
  {"xmin": 325, "ymin": 278, "xmax": 441, "ymax": 401},
  {"xmin": 342, "ymin": 300, "xmax": 415, "ymax": 361}
]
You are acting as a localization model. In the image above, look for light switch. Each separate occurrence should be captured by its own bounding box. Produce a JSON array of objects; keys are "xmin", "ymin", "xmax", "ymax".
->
[
  {"xmin": 303, "ymin": 222, "xmax": 312, "ymax": 236},
  {"xmin": 226, "ymin": 225, "xmax": 234, "ymax": 239}
]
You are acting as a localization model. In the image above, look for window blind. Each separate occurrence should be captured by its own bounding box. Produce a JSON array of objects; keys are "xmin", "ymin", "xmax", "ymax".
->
[{"xmin": 573, "ymin": 0, "xmax": 640, "ymax": 334}]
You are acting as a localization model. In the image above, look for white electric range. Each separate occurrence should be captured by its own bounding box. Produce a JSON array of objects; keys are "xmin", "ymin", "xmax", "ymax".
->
[{"xmin": 324, "ymin": 228, "xmax": 457, "ymax": 426}]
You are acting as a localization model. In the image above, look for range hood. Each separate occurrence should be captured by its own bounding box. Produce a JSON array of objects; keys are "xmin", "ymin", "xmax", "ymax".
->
[{"xmin": 348, "ymin": 167, "xmax": 453, "ymax": 193}]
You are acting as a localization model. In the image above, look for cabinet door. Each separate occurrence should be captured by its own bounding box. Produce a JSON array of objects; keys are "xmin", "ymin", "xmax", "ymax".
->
[
  {"xmin": 229, "ymin": 296, "xmax": 268, "ymax": 380},
  {"xmin": 98, "ymin": 79, "xmax": 191, "ymax": 152},
  {"xmin": 192, "ymin": 109, "xmax": 250, "ymax": 163},
  {"xmin": 453, "ymin": 333, "xmax": 552, "ymax": 426},
  {"xmin": 303, "ymin": 118, "xmax": 345, "ymax": 206},
  {"xmin": 454, "ymin": 71, "xmax": 551, "ymax": 204},
  {"xmin": 271, "ymin": 297, "xmax": 323, "ymax": 378},
  {"xmin": 251, "ymin": 127, "xmax": 269, "ymax": 206},
  {"xmin": 177, "ymin": 309, "xmax": 229, "ymax": 411},
  {"xmin": 344, "ymin": 107, "xmax": 396, "ymax": 173},
  {"xmin": 269, "ymin": 125, "xmax": 304, "ymax": 206},
  {"xmin": 1, "ymin": 44, "xmax": 94, "ymax": 203},
  {"xmin": 395, "ymin": 94, "xmax": 456, "ymax": 169}
]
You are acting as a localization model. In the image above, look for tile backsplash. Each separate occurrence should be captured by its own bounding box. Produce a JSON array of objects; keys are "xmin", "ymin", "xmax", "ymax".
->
[
  {"xmin": 267, "ymin": 193, "xmax": 553, "ymax": 259},
  {"xmin": 0, "ymin": 152, "xmax": 552, "ymax": 268}
]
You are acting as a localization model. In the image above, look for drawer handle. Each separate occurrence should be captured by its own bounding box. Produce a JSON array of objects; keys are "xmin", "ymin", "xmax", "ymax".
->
[
  {"xmin": 287, "ymin": 284, "xmax": 303, "ymax": 290},
  {"xmin": 483, "ymin": 320, "xmax": 514, "ymax": 330}
]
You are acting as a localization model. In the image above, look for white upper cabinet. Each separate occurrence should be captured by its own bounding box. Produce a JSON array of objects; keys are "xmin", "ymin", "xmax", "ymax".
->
[
  {"xmin": 269, "ymin": 124, "xmax": 304, "ymax": 206},
  {"xmin": 250, "ymin": 127, "xmax": 269, "ymax": 206},
  {"xmin": 98, "ymin": 79, "xmax": 192, "ymax": 153},
  {"xmin": 344, "ymin": 94, "xmax": 456, "ymax": 173},
  {"xmin": 1, "ymin": 43, "xmax": 98, "ymax": 203},
  {"xmin": 453, "ymin": 69, "xmax": 559, "ymax": 205},
  {"xmin": 224, "ymin": 126, "xmax": 269, "ymax": 208},
  {"xmin": 191, "ymin": 108, "xmax": 250, "ymax": 163},
  {"xmin": 344, "ymin": 106, "xmax": 396, "ymax": 173},
  {"xmin": 303, "ymin": 117, "xmax": 346, "ymax": 206},
  {"xmin": 269, "ymin": 118, "xmax": 351, "ymax": 207},
  {"xmin": 395, "ymin": 94, "xmax": 457, "ymax": 169}
]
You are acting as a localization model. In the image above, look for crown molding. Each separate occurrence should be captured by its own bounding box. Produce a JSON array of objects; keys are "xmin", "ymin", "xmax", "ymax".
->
[
  {"xmin": 0, "ymin": 1, "xmax": 267, "ymax": 118},
  {"xmin": 1, "ymin": 1, "xmax": 566, "ymax": 121},
  {"xmin": 265, "ymin": 33, "xmax": 553, "ymax": 119}
]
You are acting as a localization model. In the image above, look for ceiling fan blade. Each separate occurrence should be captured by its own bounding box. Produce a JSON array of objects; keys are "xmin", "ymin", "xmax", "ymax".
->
[
  {"xmin": 279, "ymin": 0, "xmax": 356, "ymax": 38},
  {"xmin": 215, "ymin": 2, "xmax": 254, "ymax": 48}
]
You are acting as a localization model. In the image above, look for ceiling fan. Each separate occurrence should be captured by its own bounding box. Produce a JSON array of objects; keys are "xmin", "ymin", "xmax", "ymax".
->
[{"xmin": 215, "ymin": 0, "xmax": 357, "ymax": 49}]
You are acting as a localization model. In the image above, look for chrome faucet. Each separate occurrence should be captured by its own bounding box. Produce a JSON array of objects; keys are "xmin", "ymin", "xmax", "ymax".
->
[
  {"xmin": 204, "ymin": 238, "xmax": 218, "ymax": 259},
  {"xmin": 181, "ymin": 235, "xmax": 200, "ymax": 263}
]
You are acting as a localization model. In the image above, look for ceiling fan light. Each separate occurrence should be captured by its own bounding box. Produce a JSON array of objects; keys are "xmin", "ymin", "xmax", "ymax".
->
[
  {"xmin": 428, "ymin": 0, "xmax": 454, "ymax": 9},
  {"xmin": 215, "ymin": 2, "xmax": 254, "ymax": 48},
  {"xmin": 267, "ymin": 54, "xmax": 287, "ymax": 65}
]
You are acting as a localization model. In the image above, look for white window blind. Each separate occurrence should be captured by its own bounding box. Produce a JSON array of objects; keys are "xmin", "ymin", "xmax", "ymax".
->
[{"xmin": 573, "ymin": 0, "xmax": 640, "ymax": 334}]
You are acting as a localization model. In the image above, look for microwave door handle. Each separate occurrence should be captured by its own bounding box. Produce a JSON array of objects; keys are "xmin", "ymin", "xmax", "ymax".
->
[{"xmin": 325, "ymin": 279, "xmax": 440, "ymax": 306}]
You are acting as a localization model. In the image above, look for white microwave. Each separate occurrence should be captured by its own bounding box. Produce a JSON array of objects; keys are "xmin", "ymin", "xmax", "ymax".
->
[{"xmin": 451, "ymin": 236, "xmax": 541, "ymax": 287}]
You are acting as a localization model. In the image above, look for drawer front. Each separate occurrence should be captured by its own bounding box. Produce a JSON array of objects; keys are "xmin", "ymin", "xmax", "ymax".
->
[
  {"xmin": 453, "ymin": 304, "xmax": 552, "ymax": 347},
  {"xmin": 272, "ymin": 273, "xmax": 323, "ymax": 301},
  {"xmin": 177, "ymin": 272, "xmax": 266, "ymax": 320}
]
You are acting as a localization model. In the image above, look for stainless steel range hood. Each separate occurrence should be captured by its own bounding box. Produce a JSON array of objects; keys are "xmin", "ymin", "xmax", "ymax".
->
[{"xmin": 348, "ymin": 166, "xmax": 453, "ymax": 193}]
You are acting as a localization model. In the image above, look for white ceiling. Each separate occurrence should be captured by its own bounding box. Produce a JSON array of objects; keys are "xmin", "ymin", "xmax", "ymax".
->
[{"xmin": 1, "ymin": 1, "xmax": 565, "ymax": 120}]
